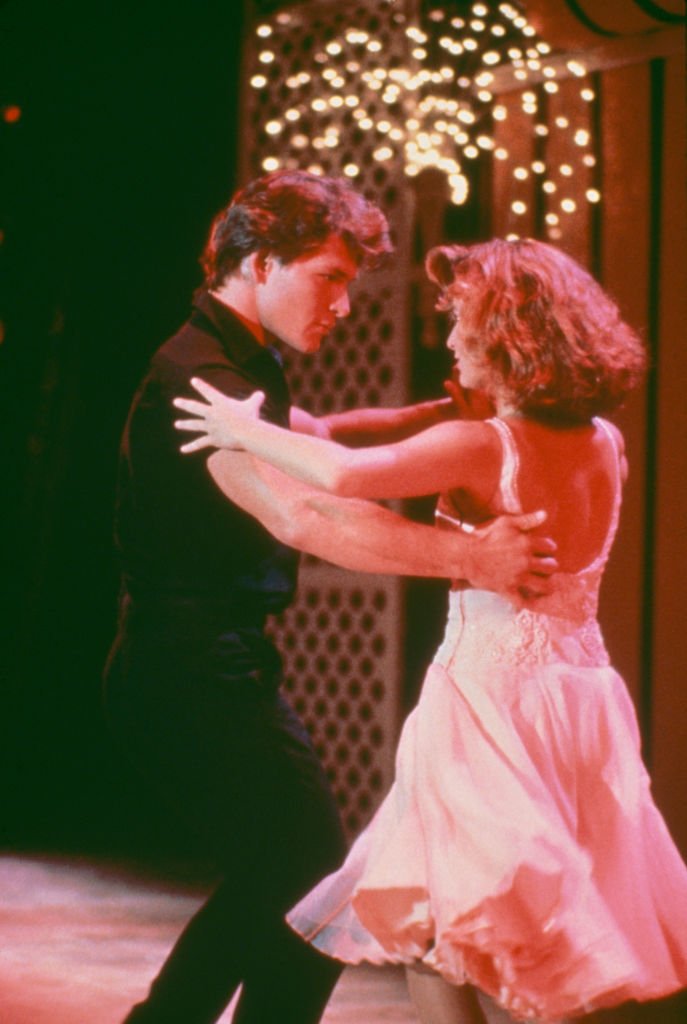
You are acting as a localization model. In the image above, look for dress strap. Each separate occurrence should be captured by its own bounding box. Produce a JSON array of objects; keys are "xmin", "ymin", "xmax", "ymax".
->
[
  {"xmin": 589, "ymin": 417, "xmax": 624, "ymax": 567},
  {"xmin": 486, "ymin": 418, "xmax": 523, "ymax": 515}
]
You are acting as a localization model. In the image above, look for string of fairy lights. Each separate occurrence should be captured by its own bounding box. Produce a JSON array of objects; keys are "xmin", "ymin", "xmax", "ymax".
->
[{"xmin": 248, "ymin": 0, "xmax": 601, "ymax": 238}]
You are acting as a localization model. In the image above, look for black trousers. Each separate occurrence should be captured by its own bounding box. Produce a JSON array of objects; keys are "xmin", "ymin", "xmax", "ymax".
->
[{"xmin": 103, "ymin": 596, "xmax": 346, "ymax": 1024}]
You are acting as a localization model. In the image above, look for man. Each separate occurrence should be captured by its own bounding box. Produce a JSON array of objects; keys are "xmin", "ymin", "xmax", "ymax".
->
[{"xmin": 104, "ymin": 170, "xmax": 556, "ymax": 1024}]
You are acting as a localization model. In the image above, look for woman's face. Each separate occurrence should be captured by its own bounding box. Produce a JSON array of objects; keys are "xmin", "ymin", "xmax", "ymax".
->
[{"xmin": 445, "ymin": 314, "xmax": 492, "ymax": 394}]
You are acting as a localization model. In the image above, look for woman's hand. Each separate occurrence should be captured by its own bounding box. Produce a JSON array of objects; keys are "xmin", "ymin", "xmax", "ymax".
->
[{"xmin": 174, "ymin": 377, "xmax": 265, "ymax": 453}]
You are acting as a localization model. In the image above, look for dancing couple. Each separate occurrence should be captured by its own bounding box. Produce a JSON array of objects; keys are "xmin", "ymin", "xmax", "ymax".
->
[{"xmin": 106, "ymin": 169, "xmax": 687, "ymax": 1023}]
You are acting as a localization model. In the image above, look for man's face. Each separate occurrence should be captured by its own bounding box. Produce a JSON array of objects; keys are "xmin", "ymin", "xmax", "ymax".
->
[{"xmin": 255, "ymin": 234, "xmax": 359, "ymax": 353}]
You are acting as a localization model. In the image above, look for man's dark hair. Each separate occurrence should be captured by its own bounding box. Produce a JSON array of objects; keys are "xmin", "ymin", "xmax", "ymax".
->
[{"xmin": 201, "ymin": 170, "xmax": 393, "ymax": 287}]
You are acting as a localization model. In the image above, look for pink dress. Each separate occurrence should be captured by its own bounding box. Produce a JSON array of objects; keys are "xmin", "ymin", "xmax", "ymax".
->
[{"xmin": 287, "ymin": 418, "xmax": 687, "ymax": 1022}]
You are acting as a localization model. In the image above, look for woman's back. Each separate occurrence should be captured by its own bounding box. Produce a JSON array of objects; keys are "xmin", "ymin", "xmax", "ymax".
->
[
  {"xmin": 438, "ymin": 415, "xmax": 624, "ymax": 624},
  {"xmin": 496, "ymin": 416, "xmax": 623, "ymax": 576}
]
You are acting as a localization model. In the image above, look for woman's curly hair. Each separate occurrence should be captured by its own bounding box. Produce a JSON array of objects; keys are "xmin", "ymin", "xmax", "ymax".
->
[
  {"xmin": 202, "ymin": 170, "xmax": 393, "ymax": 287},
  {"xmin": 426, "ymin": 238, "xmax": 646, "ymax": 422}
]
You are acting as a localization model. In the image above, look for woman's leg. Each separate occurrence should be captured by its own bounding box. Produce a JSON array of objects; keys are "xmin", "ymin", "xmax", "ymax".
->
[
  {"xmin": 474, "ymin": 989, "xmax": 525, "ymax": 1024},
  {"xmin": 475, "ymin": 988, "xmax": 569, "ymax": 1024},
  {"xmin": 405, "ymin": 968, "xmax": 487, "ymax": 1024}
]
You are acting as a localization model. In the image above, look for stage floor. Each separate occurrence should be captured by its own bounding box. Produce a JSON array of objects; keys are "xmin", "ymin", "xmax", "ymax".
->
[{"xmin": 0, "ymin": 853, "xmax": 416, "ymax": 1023}]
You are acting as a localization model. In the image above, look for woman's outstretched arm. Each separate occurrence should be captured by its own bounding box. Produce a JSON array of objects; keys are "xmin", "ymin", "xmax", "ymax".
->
[{"xmin": 174, "ymin": 378, "xmax": 499, "ymax": 503}]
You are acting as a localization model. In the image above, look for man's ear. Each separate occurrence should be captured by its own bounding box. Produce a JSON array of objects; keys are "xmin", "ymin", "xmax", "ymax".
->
[{"xmin": 245, "ymin": 250, "xmax": 273, "ymax": 284}]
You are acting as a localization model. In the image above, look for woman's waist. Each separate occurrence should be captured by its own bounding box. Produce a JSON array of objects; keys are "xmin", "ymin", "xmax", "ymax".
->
[{"xmin": 436, "ymin": 589, "xmax": 609, "ymax": 669}]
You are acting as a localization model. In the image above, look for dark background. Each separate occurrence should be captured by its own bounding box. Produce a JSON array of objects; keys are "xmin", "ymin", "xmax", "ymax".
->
[{"xmin": 1, "ymin": 0, "xmax": 245, "ymax": 863}]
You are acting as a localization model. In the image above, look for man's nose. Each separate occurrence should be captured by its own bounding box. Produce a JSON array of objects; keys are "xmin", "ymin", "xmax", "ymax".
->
[{"xmin": 331, "ymin": 288, "xmax": 351, "ymax": 318}]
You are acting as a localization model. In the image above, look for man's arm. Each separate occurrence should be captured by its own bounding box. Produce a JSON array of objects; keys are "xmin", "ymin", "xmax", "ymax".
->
[
  {"xmin": 290, "ymin": 378, "xmax": 496, "ymax": 446},
  {"xmin": 290, "ymin": 397, "xmax": 457, "ymax": 445},
  {"xmin": 206, "ymin": 450, "xmax": 557, "ymax": 595}
]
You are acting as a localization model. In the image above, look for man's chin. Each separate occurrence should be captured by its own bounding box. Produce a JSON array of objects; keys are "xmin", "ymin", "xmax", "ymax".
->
[{"xmin": 298, "ymin": 334, "xmax": 324, "ymax": 353}]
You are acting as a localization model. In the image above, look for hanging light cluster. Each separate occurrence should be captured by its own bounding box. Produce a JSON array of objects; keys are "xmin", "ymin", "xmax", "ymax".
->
[{"xmin": 248, "ymin": 0, "xmax": 600, "ymax": 228}]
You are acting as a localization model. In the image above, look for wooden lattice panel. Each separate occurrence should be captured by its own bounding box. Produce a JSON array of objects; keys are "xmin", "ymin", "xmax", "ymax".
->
[{"xmin": 267, "ymin": 568, "xmax": 403, "ymax": 835}]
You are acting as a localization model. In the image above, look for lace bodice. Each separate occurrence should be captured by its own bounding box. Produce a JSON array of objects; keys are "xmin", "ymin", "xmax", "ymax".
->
[{"xmin": 434, "ymin": 417, "xmax": 623, "ymax": 673}]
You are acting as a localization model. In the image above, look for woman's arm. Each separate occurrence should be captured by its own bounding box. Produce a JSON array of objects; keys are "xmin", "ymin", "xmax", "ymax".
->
[{"xmin": 175, "ymin": 378, "xmax": 500, "ymax": 502}]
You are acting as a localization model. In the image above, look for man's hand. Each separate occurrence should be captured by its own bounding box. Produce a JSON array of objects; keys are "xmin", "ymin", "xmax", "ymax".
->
[
  {"xmin": 464, "ymin": 511, "xmax": 558, "ymax": 600},
  {"xmin": 443, "ymin": 373, "xmax": 495, "ymax": 421}
]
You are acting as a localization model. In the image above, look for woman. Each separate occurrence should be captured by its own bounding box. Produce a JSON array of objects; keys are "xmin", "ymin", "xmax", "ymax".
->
[{"xmin": 173, "ymin": 239, "xmax": 687, "ymax": 1023}]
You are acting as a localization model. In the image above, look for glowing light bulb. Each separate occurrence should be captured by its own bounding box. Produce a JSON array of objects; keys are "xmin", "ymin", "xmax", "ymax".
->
[
  {"xmin": 567, "ymin": 60, "xmax": 587, "ymax": 77},
  {"xmin": 512, "ymin": 200, "xmax": 527, "ymax": 215}
]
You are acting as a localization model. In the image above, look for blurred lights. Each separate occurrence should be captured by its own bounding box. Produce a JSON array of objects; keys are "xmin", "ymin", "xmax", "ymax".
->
[{"xmin": 249, "ymin": 3, "xmax": 600, "ymax": 209}]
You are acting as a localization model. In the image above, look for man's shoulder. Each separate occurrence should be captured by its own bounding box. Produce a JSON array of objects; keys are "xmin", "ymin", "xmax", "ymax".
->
[{"xmin": 156, "ymin": 317, "xmax": 226, "ymax": 365}]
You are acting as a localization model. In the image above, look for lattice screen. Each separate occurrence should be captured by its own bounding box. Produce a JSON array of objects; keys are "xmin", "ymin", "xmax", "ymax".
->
[
  {"xmin": 268, "ymin": 570, "xmax": 404, "ymax": 835},
  {"xmin": 241, "ymin": 0, "xmax": 414, "ymax": 837}
]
